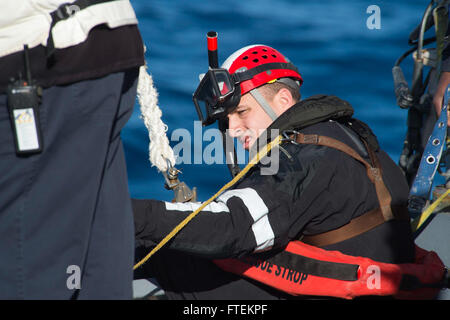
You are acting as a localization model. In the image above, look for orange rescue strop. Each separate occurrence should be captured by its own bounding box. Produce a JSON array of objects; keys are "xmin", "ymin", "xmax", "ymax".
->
[{"xmin": 214, "ymin": 241, "xmax": 448, "ymax": 299}]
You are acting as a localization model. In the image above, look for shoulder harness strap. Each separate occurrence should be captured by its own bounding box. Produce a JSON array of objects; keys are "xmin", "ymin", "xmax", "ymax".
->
[{"xmin": 292, "ymin": 133, "xmax": 409, "ymax": 247}]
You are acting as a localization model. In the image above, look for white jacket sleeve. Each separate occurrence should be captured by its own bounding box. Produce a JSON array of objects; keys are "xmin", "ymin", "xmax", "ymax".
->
[{"xmin": 0, "ymin": 0, "xmax": 138, "ymax": 58}]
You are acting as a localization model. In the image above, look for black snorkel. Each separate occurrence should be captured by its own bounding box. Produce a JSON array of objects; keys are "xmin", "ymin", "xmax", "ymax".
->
[
  {"xmin": 207, "ymin": 31, "xmax": 219, "ymax": 69},
  {"xmin": 193, "ymin": 31, "xmax": 241, "ymax": 178}
]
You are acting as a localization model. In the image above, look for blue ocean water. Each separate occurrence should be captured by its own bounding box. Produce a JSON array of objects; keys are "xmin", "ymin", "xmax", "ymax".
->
[{"xmin": 123, "ymin": 0, "xmax": 432, "ymax": 201}]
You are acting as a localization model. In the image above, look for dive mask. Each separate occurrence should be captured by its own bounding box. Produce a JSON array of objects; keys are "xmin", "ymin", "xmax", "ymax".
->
[
  {"xmin": 193, "ymin": 68, "xmax": 241, "ymax": 126},
  {"xmin": 193, "ymin": 62, "xmax": 301, "ymax": 126}
]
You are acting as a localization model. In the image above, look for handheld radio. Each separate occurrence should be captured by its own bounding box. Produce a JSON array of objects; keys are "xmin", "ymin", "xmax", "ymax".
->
[{"xmin": 7, "ymin": 45, "xmax": 43, "ymax": 155}]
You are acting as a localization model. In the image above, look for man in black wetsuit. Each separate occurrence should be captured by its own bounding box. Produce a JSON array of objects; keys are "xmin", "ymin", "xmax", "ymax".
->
[{"xmin": 133, "ymin": 44, "xmax": 415, "ymax": 299}]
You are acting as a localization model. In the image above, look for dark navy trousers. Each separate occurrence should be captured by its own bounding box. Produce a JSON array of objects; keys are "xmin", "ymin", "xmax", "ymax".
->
[{"xmin": 0, "ymin": 69, "xmax": 138, "ymax": 299}]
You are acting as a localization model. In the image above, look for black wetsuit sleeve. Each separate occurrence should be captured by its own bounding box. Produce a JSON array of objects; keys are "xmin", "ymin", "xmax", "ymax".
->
[
  {"xmin": 133, "ymin": 196, "xmax": 257, "ymax": 259},
  {"xmin": 132, "ymin": 145, "xmax": 316, "ymax": 260}
]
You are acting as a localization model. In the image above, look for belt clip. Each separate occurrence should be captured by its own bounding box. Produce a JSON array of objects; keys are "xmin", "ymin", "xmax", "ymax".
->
[
  {"xmin": 55, "ymin": 3, "xmax": 79, "ymax": 20},
  {"xmin": 47, "ymin": 3, "xmax": 79, "ymax": 60},
  {"xmin": 281, "ymin": 130, "xmax": 300, "ymax": 145}
]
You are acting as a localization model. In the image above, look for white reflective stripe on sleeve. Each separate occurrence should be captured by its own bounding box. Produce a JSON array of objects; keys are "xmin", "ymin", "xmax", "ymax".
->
[
  {"xmin": 165, "ymin": 201, "xmax": 230, "ymax": 213},
  {"xmin": 218, "ymin": 188, "xmax": 274, "ymax": 252}
]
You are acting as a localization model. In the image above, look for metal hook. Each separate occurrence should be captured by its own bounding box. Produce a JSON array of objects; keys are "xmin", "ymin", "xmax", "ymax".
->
[
  {"xmin": 281, "ymin": 130, "xmax": 300, "ymax": 145},
  {"xmin": 159, "ymin": 156, "xmax": 197, "ymax": 202}
]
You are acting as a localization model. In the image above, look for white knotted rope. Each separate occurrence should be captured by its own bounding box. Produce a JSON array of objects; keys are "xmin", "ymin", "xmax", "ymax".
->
[{"xmin": 137, "ymin": 52, "xmax": 176, "ymax": 172}]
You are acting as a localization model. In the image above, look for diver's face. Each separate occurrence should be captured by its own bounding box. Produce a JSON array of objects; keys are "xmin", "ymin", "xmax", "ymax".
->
[
  {"xmin": 227, "ymin": 87, "xmax": 295, "ymax": 149},
  {"xmin": 227, "ymin": 92, "xmax": 274, "ymax": 150}
]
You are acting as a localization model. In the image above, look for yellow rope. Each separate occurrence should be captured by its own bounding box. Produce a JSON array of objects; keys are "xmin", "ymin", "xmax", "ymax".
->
[
  {"xmin": 411, "ymin": 188, "xmax": 450, "ymax": 232},
  {"xmin": 134, "ymin": 135, "xmax": 282, "ymax": 270}
]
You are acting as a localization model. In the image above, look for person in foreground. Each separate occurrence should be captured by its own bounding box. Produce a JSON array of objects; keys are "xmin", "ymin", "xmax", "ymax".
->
[
  {"xmin": 133, "ymin": 44, "xmax": 446, "ymax": 299},
  {"xmin": 0, "ymin": 0, "xmax": 143, "ymax": 299}
]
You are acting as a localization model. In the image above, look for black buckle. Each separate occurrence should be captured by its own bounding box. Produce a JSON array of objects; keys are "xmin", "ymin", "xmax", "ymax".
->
[
  {"xmin": 281, "ymin": 130, "xmax": 300, "ymax": 144},
  {"xmin": 53, "ymin": 3, "xmax": 78, "ymax": 21},
  {"xmin": 47, "ymin": 3, "xmax": 78, "ymax": 61}
]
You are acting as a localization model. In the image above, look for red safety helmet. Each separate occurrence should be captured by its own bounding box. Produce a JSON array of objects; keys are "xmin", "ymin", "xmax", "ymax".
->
[
  {"xmin": 221, "ymin": 44, "xmax": 303, "ymax": 96},
  {"xmin": 193, "ymin": 44, "xmax": 303, "ymax": 126}
]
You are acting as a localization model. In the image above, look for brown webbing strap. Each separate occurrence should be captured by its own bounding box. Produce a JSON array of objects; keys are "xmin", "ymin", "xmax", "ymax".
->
[
  {"xmin": 301, "ymin": 206, "xmax": 409, "ymax": 247},
  {"xmin": 292, "ymin": 133, "xmax": 404, "ymax": 247},
  {"xmin": 295, "ymin": 133, "xmax": 394, "ymax": 221},
  {"xmin": 301, "ymin": 208, "xmax": 384, "ymax": 247},
  {"xmin": 363, "ymin": 140, "xmax": 394, "ymax": 221}
]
